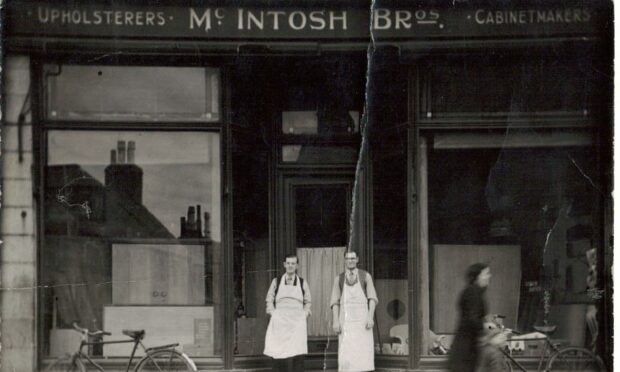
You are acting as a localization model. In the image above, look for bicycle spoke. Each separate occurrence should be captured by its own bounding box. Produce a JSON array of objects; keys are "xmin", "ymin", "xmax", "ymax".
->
[
  {"xmin": 503, "ymin": 356, "xmax": 513, "ymax": 372},
  {"xmin": 43, "ymin": 354, "xmax": 85, "ymax": 372},
  {"xmin": 547, "ymin": 347, "xmax": 605, "ymax": 372},
  {"xmin": 135, "ymin": 350, "xmax": 195, "ymax": 372}
]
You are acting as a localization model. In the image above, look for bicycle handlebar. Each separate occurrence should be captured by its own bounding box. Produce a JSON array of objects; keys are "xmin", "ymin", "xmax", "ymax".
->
[{"xmin": 72, "ymin": 322, "xmax": 112, "ymax": 337}]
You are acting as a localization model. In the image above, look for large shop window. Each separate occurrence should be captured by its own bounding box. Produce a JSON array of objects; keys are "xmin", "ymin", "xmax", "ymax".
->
[
  {"xmin": 43, "ymin": 131, "xmax": 222, "ymax": 359},
  {"xmin": 420, "ymin": 130, "xmax": 602, "ymax": 357}
]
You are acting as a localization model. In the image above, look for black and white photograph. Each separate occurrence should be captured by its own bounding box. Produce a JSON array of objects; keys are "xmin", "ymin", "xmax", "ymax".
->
[{"xmin": 0, "ymin": 0, "xmax": 614, "ymax": 371}]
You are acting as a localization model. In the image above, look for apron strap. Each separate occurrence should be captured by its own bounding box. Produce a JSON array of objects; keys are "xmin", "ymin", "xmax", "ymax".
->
[
  {"xmin": 273, "ymin": 274, "xmax": 305, "ymax": 308},
  {"xmin": 339, "ymin": 270, "xmax": 368, "ymax": 299}
]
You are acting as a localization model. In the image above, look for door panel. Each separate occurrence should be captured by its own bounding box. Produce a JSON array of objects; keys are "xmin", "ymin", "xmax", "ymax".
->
[{"xmin": 294, "ymin": 185, "xmax": 349, "ymax": 248}]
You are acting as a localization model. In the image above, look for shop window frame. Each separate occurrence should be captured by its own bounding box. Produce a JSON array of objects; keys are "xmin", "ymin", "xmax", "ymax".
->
[
  {"xmin": 32, "ymin": 58, "xmax": 231, "ymax": 371},
  {"xmin": 415, "ymin": 53, "xmax": 599, "ymax": 126},
  {"xmin": 276, "ymin": 111, "xmax": 363, "ymax": 167},
  {"xmin": 409, "ymin": 51, "xmax": 608, "ymax": 370},
  {"xmin": 414, "ymin": 128, "xmax": 602, "ymax": 369}
]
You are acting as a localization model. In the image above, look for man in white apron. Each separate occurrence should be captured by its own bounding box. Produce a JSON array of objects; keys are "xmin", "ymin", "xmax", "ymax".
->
[
  {"xmin": 264, "ymin": 254, "xmax": 311, "ymax": 372},
  {"xmin": 330, "ymin": 251, "xmax": 379, "ymax": 372}
]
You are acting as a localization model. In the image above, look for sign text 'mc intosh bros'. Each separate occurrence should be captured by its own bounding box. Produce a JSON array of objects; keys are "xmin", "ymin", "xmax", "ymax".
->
[{"xmin": 9, "ymin": 4, "xmax": 601, "ymax": 39}]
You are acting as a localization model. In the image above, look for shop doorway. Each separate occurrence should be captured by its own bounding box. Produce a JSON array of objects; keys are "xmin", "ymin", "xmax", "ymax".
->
[{"xmin": 278, "ymin": 176, "xmax": 353, "ymax": 347}]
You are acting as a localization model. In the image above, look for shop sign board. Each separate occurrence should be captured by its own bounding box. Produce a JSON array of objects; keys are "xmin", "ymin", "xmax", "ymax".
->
[{"xmin": 6, "ymin": 3, "xmax": 604, "ymax": 40}]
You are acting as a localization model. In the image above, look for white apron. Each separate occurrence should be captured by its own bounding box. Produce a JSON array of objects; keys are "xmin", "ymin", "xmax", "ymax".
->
[
  {"xmin": 264, "ymin": 276, "xmax": 308, "ymax": 359},
  {"xmin": 338, "ymin": 278, "xmax": 374, "ymax": 371}
]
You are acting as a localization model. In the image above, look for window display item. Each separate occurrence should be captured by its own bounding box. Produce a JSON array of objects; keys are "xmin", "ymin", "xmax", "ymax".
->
[{"xmin": 112, "ymin": 244, "xmax": 205, "ymax": 305}]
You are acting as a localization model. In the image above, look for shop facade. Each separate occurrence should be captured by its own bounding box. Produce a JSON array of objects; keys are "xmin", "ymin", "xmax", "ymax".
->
[{"xmin": 1, "ymin": 1, "xmax": 613, "ymax": 371}]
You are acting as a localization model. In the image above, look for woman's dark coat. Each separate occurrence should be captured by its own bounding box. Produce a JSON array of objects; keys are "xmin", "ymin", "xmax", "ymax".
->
[{"xmin": 448, "ymin": 284, "xmax": 488, "ymax": 372}]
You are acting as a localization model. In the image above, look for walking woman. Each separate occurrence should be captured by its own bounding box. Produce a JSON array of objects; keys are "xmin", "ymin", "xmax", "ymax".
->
[{"xmin": 448, "ymin": 263, "xmax": 492, "ymax": 372}]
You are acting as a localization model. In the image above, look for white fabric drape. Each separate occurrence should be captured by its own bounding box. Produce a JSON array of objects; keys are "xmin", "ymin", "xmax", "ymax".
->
[{"xmin": 297, "ymin": 247, "xmax": 346, "ymax": 336}]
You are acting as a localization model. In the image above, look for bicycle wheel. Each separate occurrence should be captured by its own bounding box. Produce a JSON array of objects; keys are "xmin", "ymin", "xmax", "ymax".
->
[
  {"xmin": 546, "ymin": 347, "xmax": 606, "ymax": 372},
  {"xmin": 43, "ymin": 354, "xmax": 86, "ymax": 372},
  {"xmin": 502, "ymin": 355, "xmax": 514, "ymax": 372},
  {"xmin": 134, "ymin": 349, "xmax": 197, "ymax": 372}
]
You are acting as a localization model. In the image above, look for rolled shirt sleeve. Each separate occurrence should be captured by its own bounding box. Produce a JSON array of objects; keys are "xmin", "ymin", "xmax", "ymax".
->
[
  {"xmin": 302, "ymin": 279, "xmax": 312, "ymax": 315},
  {"xmin": 330, "ymin": 275, "xmax": 342, "ymax": 309},
  {"xmin": 265, "ymin": 278, "xmax": 278, "ymax": 315},
  {"xmin": 365, "ymin": 273, "xmax": 379, "ymax": 305}
]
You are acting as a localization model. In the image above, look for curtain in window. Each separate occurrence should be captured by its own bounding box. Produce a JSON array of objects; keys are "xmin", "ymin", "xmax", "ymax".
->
[{"xmin": 297, "ymin": 247, "xmax": 346, "ymax": 336}]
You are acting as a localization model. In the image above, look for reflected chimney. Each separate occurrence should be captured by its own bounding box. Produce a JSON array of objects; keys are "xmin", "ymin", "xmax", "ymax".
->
[
  {"xmin": 181, "ymin": 217, "xmax": 187, "ymax": 237},
  {"xmin": 204, "ymin": 212, "xmax": 211, "ymax": 240},
  {"xmin": 188, "ymin": 206, "xmax": 196, "ymax": 234},
  {"xmin": 127, "ymin": 141, "xmax": 136, "ymax": 164},
  {"xmin": 196, "ymin": 205, "xmax": 203, "ymax": 238},
  {"xmin": 118, "ymin": 141, "xmax": 126, "ymax": 164},
  {"xmin": 105, "ymin": 142, "xmax": 143, "ymax": 205}
]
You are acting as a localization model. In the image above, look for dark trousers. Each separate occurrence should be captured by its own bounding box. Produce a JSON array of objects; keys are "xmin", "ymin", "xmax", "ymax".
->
[{"xmin": 272, "ymin": 355, "xmax": 305, "ymax": 372}]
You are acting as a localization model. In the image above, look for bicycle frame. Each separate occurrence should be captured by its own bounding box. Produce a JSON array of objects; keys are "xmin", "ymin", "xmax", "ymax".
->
[
  {"xmin": 500, "ymin": 337, "xmax": 561, "ymax": 372},
  {"xmin": 63, "ymin": 323, "xmax": 186, "ymax": 372},
  {"xmin": 75, "ymin": 337, "xmax": 142, "ymax": 372},
  {"xmin": 76, "ymin": 337, "xmax": 183, "ymax": 372}
]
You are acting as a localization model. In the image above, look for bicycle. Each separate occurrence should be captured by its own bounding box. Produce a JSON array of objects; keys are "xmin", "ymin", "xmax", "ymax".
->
[
  {"xmin": 44, "ymin": 322, "xmax": 197, "ymax": 372},
  {"xmin": 489, "ymin": 320, "xmax": 606, "ymax": 372}
]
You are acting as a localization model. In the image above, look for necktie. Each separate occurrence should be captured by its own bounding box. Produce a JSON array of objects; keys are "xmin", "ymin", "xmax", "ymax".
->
[{"xmin": 347, "ymin": 270, "xmax": 356, "ymax": 285}]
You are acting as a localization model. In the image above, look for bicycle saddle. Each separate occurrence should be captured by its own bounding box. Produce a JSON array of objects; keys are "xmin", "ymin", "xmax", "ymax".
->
[{"xmin": 122, "ymin": 329, "xmax": 145, "ymax": 339}]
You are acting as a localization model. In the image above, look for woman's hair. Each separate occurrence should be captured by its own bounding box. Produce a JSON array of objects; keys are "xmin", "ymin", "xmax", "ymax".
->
[{"xmin": 466, "ymin": 262, "xmax": 489, "ymax": 284}]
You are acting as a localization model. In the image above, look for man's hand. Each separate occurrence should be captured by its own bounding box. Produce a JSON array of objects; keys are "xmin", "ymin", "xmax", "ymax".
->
[
  {"xmin": 332, "ymin": 321, "xmax": 341, "ymax": 334},
  {"xmin": 366, "ymin": 317, "xmax": 374, "ymax": 329},
  {"xmin": 305, "ymin": 309, "xmax": 311, "ymax": 318}
]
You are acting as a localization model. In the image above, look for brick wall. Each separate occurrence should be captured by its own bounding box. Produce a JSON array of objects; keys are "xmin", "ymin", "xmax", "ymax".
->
[{"xmin": 1, "ymin": 55, "xmax": 36, "ymax": 372}]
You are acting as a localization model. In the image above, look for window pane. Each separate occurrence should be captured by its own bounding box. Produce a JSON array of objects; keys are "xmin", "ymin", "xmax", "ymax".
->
[
  {"xmin": 232, "ymin": 133, "xmax": 270, "ymax": 356},
  {"xmin": 424, "ymin": 133, "xmax": 602, "ymax": 357},
  {"xmin": 282, "ymin": 145, "xmax": 358, "ymax": 164},
  {"xmin": 282, "ymin": 111, "xmax": 360, "ymax": 134},
  {"xmin": 276, "ymin": 58, "xmax": 364, "ymax": 135},
  {"xmin": 426, "ymin": 57, "xmax": 596, "ymax": 114},
  {"xmin": 46, "ymin": 65, "xmax": 220, "ymax": 121},
  {"xmin": 295, "ymin": 186, "xmax": 348, "ymax": 248},
  {"xmin": 43, "ymin": 130, "xmax": 222, "ymax": 358},
  {"xmin": 372, "ymin": 131, "xmax": 408, "ymax": 357}
]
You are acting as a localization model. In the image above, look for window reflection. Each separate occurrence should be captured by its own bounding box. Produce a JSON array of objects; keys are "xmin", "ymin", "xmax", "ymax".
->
[
  {"xmin": 43, "ymin": 131, "xmax": 222, "ymax": 358},
  {"xmin": 46, "ymin": 65, "xmax": 220, "ymax": 121},
  {"xmin": 426, "ymin": 57, "xmax": 596, "ymax": 114},
  {"xmin": 424, "ymin": 132, "xmax": 600, "ymax": 356}
]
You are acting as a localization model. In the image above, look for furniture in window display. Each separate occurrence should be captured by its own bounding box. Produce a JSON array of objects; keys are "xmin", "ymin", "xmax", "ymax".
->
[{"xmin": 112, "ymin": 244, "xmax": 206, "ymax": 305}]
